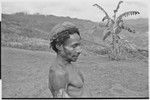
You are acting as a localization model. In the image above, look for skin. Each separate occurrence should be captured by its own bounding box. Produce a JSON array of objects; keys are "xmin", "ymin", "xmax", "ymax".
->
[{"xmin": 49, "ymin": 33, "xmax": 92, "ymax": 98}]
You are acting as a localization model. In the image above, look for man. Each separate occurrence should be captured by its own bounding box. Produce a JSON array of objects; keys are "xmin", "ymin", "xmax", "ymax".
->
[{"xmin": 49, "ymin": 22, "xmax": 92, "ymax": 98}]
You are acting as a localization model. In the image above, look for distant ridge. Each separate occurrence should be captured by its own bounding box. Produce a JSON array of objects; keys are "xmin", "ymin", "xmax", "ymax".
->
[{"xmin": 1, "ymin": 13, "xmax": 148, "ymax": 52}]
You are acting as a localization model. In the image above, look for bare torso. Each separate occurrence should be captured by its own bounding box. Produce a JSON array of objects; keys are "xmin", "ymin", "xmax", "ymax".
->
[{"xmin": 49, "ymin": 62, "xmax": 91, "ymax": 98}]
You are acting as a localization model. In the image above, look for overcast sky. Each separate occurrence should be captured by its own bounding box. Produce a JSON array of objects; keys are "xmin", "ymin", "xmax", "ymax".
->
[{"xmin": 1, "ymin": 0, "xmax": 149, "ymax": 22}]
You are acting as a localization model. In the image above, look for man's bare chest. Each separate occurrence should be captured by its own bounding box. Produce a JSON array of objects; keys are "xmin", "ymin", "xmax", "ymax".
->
[{"xmin": 66, "ymin": 66, "xmax": 83, "ymax": 88}]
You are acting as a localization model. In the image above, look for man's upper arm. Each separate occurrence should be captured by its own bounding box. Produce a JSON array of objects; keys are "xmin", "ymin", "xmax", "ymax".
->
[{"xmin": 49, "ymin": 68, "xmax": 68, "ymax": 92}]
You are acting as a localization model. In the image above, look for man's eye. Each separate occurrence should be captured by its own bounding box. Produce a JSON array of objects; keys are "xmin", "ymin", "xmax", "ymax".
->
[
  {"xmin": 72, "ymin": 45, "xmax": 77, "ymax": 48},
  {"xmin": 72, "ymin": 44, "xmax": 78, "ymax": 48}
]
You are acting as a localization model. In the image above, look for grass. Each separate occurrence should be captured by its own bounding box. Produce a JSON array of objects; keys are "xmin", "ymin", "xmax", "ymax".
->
[{"xmin": 1, "ymin": 47, "xmax": 148, "ymax": 98}]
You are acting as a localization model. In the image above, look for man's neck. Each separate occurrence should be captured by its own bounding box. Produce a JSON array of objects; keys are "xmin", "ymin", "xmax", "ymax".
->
[{"xmin": 56, "ymin": 54, "xmax": 71, "ymax": 68}]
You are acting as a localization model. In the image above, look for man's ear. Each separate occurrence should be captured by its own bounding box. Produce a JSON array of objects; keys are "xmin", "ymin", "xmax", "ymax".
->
[{"xmin": 56, "ymin": 44, "xmax": 63, "ymax": 51}]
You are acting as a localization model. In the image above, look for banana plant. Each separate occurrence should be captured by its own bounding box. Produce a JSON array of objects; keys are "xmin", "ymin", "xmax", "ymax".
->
[{"xmin": 93, "ymin": 1, "xmax": 140, "ymax": 60}]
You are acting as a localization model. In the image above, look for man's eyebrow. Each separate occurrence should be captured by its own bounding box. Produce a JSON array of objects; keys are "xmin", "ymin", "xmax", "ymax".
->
[
  {"xmin": 76, "ymin": 42, "xmax": 81, "ymax": 44},
  {"xmin": 71, "ymin": 42, "xmax": 81, "ymax": 46}
]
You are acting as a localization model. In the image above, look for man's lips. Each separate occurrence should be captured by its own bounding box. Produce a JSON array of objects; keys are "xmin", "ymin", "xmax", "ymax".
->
[
  {"xmin": 73, "ymin": 56, "xmax": 78, "ymax": 58},
  {"xmin": 72, "ymin": 55, "xmax": 79, "ymax": 58}
]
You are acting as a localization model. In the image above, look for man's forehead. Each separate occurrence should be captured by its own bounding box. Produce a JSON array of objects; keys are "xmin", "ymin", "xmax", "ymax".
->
[{"xmin": 64, "ymin": 33, "xmax": 81, "ymax": 45}]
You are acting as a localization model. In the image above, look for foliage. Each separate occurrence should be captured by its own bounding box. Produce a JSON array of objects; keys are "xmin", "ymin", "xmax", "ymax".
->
[{"xmin": 93, "ymin": 1, "xmax": 147, "ymax": 60}]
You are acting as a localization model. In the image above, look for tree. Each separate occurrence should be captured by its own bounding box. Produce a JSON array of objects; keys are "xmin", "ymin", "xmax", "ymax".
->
[{"xmin": 93, "ymin": 1, "xmax": 140, "ymax": 60}]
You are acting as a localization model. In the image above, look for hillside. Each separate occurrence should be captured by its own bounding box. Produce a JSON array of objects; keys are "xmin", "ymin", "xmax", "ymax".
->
[
  {"xmin": 1, "ymin": 13, "xmax": 149, "ymax": 55},
  {"xmin": 1, "ymin": 13, "xmax": 96, "ymax": 40},
  {"xmin": 124, "ymin": 18, "xmax": 148, "ymax": 33}
]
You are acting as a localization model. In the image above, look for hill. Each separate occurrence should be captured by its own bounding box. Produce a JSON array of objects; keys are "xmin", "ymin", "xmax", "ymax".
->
[{"xmin": 1, "ymin": 12, "xmax": 149, "ymax": 56}]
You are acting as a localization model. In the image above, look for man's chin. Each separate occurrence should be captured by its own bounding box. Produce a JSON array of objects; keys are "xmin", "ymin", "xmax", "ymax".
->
[{"xmin": 72, "ymin": 58, "xmax": 78, "ymax": 62}]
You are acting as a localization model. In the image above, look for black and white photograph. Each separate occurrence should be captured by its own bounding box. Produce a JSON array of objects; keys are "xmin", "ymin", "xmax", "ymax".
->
[{"xmin": 1, "ymin": 0, "xmax": 149, "ymax": 98}]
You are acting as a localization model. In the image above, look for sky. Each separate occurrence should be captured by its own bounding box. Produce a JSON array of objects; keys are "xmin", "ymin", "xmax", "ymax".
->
[{"xmin": 1, "ymin": 0, "xmax": 149, "ymax": 22}]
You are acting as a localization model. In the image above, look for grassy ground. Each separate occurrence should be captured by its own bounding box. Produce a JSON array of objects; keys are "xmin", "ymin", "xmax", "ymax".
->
[{"xmin": 1, "ymin": 47, "xmax": 148, "ymax": 98}]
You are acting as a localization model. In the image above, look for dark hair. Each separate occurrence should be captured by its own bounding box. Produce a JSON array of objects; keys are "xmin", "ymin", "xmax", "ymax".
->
[{"xmin": 50, "ymin": 27, "xmax": 80, "ymax": 53}]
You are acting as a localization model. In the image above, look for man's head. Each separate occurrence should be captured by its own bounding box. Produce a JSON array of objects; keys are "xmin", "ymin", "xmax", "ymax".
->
[{"xmin": 50, "ymin": 22, "xmax": 82, "ymax": 62}]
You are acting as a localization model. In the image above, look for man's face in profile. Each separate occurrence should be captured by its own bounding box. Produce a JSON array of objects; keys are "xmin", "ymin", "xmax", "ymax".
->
[{"xmin": 62, "ymin": 33, "xmax": 82, "ymax": 62}]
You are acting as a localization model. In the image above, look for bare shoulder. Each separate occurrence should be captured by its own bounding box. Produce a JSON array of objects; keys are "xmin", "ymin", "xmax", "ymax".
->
[
  {"xmin": 49, "ymin": 64, "xmax": 69, "ymax": 89},
  {"xmin": 49, "ymin": 65, "xmax": 69, "ymax": 97},
  {"xmin": 49, "ymin": 65, "xmax": 67, "ymax": 77}
]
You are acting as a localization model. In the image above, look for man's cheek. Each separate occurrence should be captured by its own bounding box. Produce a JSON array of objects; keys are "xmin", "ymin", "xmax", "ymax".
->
[
  {"xmin": 64, "ymin": 47, "xmax": 74, "ymax": 57},
  {"xmin": 64, "ymin": 46, "xmax": 73, "ymax": 51}
]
